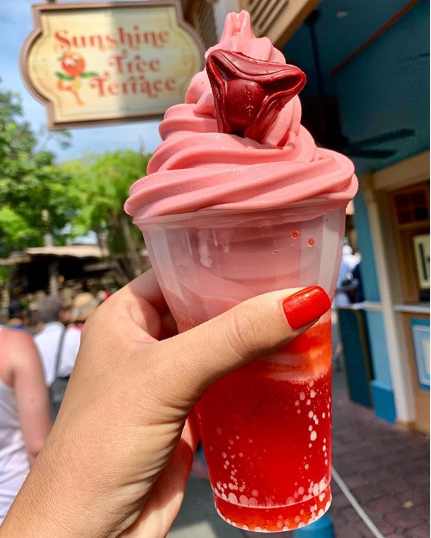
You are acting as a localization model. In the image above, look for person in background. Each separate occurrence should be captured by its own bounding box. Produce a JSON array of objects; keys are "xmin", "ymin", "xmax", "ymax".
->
[
  {"xmin": 0, "ymin": 326, "xmax": 51, "ymax": 523},
  {"xmin": 6, "ymin": 300, "xmax": 26, "ymax": 331},
  {"xmin": 334, "ymin": 245, "xmax": 360, "ymax": 308},
  {"xmin": 34, "ymin": 297, "xmax": 81, "ymax": 387},
  {"xmin": 57, "ymin": 303, "xmax": 73, "ymax": 327},
  {"xmin": 332, "ymin": 245, "xmax": 360, "ymax": 371},
  {"xmin": 351, "ymin": 262, "xmax": 365, "ymax": 303},
  {"xmin": 71, "ymin": 293, "xmax": 100, "ymax": 331}
]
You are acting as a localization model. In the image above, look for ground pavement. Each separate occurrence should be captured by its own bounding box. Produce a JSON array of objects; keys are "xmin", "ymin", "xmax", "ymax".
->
[{"xmin": 167, "ymin": 371, "xmax": 430, "ymax": 538}]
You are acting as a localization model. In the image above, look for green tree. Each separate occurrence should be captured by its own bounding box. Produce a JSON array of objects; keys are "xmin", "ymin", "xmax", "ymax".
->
[
  {"xmin": 0, "ymin": 83, "xmax": 73, "ymax": 255},
  {"xmin": 63, "ymin": 150, "xmax": 151, "ymax": 285}
]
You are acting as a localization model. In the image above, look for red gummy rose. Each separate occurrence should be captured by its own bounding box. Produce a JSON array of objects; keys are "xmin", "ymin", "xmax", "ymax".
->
[{"xmin": 206, "ymin": 50, "xmax": 306, "ymax": 143}]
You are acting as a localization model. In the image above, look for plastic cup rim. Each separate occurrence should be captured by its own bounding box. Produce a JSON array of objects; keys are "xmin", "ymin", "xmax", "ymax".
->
[{"xmin": 133, "ymin": 202, "xmax": 346, "ymax": 229}]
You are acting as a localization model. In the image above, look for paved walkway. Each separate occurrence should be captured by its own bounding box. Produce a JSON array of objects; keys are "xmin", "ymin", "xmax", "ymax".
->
[
  {"xmin": 168, "ymin": 371, "xmax": 430, "ymax": 538},
  {"xmin": 330, "ymin": 375, "xmax": 429, "ymax": 538}
]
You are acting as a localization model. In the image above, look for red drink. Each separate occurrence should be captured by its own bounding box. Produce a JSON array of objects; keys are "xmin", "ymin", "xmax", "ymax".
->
[
  {"xmin": 139, "ymin": 206, "xmax": 346, "ymax": 532},
  {"xmin": 179, "ymin": 312, "xmax": 332, "ymax": 532}
]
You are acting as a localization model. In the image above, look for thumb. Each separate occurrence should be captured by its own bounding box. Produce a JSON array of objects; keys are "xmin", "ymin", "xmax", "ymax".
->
[{"xmin": 158, "ymin": 286, "xmax": 331, "ymax": 406}]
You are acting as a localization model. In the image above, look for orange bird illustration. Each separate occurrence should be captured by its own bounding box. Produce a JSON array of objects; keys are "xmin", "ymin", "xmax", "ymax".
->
[{"xmin": 55, "ymin": 52, "xmax": 98, "ymax": 106}]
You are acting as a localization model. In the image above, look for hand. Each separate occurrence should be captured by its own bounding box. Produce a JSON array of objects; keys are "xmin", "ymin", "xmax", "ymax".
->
[{"xmin": 1, "ymin": 270, "xmax": 330, "ymax": 538}]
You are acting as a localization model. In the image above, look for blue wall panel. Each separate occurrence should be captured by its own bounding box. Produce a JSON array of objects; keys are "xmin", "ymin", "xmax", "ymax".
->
[
  {"xmin": 370, "ymin": 380, "xmax": 397, "ymax": 425},
  {"xmin": 364, "ymin": 311, "xmax": 393, "ymax": 387},
  {"xmin": 334, "ymin": 1, "xmax": 430, "ymax": 171}
]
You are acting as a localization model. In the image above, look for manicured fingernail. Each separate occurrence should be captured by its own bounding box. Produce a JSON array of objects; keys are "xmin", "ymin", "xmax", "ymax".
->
[{"xmin": 282, "ymin": 286, "xmax": 331, "ymax": 330}]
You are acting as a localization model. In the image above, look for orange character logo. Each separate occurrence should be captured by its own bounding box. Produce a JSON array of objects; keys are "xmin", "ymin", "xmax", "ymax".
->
[{"xmin": 55, "ymin": 52, "xmax": 98, "ymax": 106}]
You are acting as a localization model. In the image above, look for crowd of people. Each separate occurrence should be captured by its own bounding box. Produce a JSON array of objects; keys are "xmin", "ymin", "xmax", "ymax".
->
[{"xmin": 0, "ymin": 291, "xmax": 101, "ymax": 522}]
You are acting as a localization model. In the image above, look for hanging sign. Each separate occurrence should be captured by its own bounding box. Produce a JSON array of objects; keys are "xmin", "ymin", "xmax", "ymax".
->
[{"xmin": 21, "ymin": 1, "xmax": 204, "ymax": 129}]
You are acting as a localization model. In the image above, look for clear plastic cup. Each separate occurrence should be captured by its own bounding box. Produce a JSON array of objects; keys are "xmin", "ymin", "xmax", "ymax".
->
[{"xmin": 135, "ymin": 205, "xmax": 346, "ymax": 532}]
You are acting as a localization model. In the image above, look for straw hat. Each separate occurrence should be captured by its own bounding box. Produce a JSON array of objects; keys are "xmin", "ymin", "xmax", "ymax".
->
[{"xmin": 72, "ymin": 293, "xmax": 100, "ymax": 323}]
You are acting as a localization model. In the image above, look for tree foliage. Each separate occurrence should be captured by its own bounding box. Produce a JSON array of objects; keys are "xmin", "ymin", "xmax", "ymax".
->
[
  {"xmin": 0, "ymin": 83, "xmax": 73, "ymax": 255},
  {"xmin": 62, "ymin": 150, "xmax": 151, "ymax": 285},
  {"xmin": 0, "ymin": 82, "xmax": 151, "ymax": 286}
]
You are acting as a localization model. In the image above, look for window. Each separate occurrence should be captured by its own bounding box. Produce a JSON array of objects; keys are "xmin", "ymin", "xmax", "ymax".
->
[
  {"xmin": 390, "ymin": 182, "xmax": 430, "ymax": 303},
  {"xmin": 393, "ymin": 186, "xmax": 429, "ymax": 226}
]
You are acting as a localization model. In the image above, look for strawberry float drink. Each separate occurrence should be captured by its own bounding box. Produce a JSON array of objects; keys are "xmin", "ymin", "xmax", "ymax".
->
[{"xmin": 125, "ymin": 11, "xmax": 357, "ymax": 533}]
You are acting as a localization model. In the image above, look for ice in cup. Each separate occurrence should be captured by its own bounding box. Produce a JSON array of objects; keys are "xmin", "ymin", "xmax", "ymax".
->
[{"xmin": 125, "ymin": 11, "xmax": 357, "ymax": 533}]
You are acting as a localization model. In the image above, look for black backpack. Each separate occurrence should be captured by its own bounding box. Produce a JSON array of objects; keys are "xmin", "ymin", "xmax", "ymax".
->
[{"xmin": 49, "ymin": 328, "xmax": 69, "ymax": 421}]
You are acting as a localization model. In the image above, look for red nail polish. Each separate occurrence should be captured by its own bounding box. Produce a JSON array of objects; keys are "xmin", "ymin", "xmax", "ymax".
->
[{"xmin": 282, "ymin": 286, "xmax": 331, "ymax": 330}]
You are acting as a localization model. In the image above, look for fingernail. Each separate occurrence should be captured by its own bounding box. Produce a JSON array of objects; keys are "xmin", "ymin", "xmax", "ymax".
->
[{"xmin": 282, "ymin": 286, "xmax": 331, "ymax": 330}]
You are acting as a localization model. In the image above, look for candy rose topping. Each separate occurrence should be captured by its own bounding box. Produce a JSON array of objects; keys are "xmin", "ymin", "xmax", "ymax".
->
[{"xmin": 206, "ymin": 49, "xmax": 306, "ymax": 143}]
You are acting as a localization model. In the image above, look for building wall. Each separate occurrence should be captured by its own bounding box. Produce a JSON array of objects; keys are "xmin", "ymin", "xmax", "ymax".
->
[
  {"xmin": 207, "ymin": 0, "xmax": 428, "ymax": 426},
  {"xmin": 334, "ymin": 1, "xmax": 430, "ymax": 168},
  {"xmin": 334, "ymin": 1, "xmax": 430, "ymax": 424},
  {"xmin": 365, "ymin": 310, "xmax": 396, "ymax": 423}
]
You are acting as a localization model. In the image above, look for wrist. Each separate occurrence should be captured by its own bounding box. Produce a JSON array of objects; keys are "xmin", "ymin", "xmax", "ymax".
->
[
  {"xmin": 2, "ymin": 436, "xmax": 115, "ymax": 537},
  {"xmin": 1, "ymin": 418, "xmax": 152, "ymax": 538}
]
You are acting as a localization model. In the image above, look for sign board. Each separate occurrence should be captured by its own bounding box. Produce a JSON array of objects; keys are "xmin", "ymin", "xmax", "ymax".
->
[
  {"xmin": 21, "ymin": 1, "xmax": 204, "ymax": 129},
  {"xmin": 413, "ymin": 234, "xmax": 430, "ymax": 289}
]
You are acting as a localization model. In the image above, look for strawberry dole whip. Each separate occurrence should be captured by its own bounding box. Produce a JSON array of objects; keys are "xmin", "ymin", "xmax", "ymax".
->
[{"xmin": 126, "ymin": 11, "xmax": 357, "ymax": 533}]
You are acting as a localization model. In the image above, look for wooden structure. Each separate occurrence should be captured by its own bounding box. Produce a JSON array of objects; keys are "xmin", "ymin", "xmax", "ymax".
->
[
  {"xmin": 0, "ymin": 245, "xmax": 115, "ymax": 304},
  {"xmin": 181, "ymin": 0, "xmax": 218, "ymax": 48},
  {"xmin": 181, "ymin": 0, "xmax": 319, "ymax": 48},
  {"xmin": 239, "ymin": 0, "xmax": 319, "ymax": 46}
]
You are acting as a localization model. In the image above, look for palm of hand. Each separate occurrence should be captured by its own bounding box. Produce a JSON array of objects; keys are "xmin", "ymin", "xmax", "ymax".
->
[{"xmin": 54, "ymin": 271, "xmax": 198, "ymax": 538}]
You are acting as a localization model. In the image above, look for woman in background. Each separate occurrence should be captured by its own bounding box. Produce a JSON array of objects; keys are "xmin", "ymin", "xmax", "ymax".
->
[{"xmin": 0, "ymin": 327, "xmax": 51, "ymax": 523}]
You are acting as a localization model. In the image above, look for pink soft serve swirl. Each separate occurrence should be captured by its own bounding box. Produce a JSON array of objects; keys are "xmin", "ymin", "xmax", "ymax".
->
[{"xmin": 125, "ymin": 11, "xmax": 357, "ymax": 220}]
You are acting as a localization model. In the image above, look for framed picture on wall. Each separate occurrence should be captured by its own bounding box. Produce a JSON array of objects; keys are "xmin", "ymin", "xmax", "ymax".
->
[
  {"xmin": 413, "ymin": 234, "xmax": 430, "ymax": 289},
  {"xmin": 411, "ymin": 319, "xmax": 430, "ymax": 392}
]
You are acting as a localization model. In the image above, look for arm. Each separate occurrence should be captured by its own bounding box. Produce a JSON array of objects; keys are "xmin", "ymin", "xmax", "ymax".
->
[
  {"xmin": 0, "ymin": 272, "xmax": 329, "ymax": 537},
  {"xmin": 11, "ymin": 332, "xmax": 52, "ymax": 465}
]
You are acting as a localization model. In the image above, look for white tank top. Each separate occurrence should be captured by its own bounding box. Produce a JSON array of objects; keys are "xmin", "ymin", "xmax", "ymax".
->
[{"xmin": 0, "ymin": 327, "xmax": 30, "ymax": 522}]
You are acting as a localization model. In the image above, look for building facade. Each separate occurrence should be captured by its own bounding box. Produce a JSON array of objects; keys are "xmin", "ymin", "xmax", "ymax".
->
[{"xmin": 185, "ymin": 0, "xmax": 430, "ymax": 432}]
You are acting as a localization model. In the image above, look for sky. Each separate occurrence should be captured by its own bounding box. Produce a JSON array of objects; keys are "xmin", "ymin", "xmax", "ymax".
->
[{"xmin": 0, "ymin": 0, "xmax": 162, "ymax": 161}]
